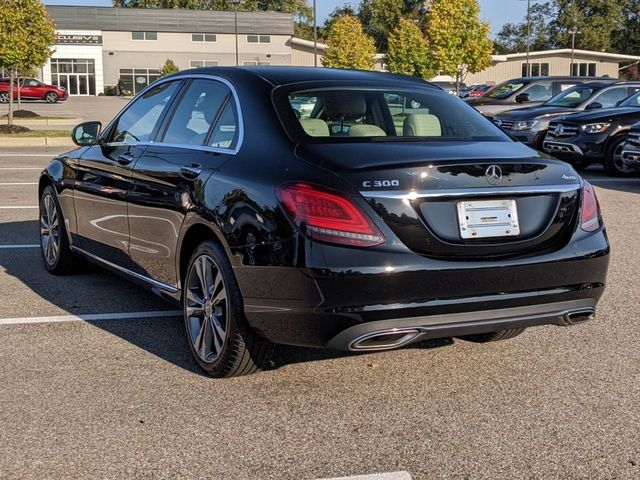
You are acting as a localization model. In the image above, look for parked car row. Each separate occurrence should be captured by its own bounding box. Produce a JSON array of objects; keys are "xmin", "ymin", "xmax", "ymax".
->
[{"xmin": 0, "ymin": 77, "xmax": 68, "ymax": 103}]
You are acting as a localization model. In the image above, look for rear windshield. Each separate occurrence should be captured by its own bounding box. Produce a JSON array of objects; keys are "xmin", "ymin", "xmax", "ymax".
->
[
  {"xmin": 279, "ymin": 86, "xmax": 506, "ymax": 143},
  {"xmin": 544, "ymin": 85, "xmax": 598, "ymax": 108},
  {"xmin": 484, "ymin": 81, "xmax": 526, "ymax": 99}
]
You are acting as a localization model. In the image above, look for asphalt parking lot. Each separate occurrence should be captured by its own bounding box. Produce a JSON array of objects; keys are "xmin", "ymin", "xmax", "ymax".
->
[{"xmin": 0, "ymin": 146, "xmax": 638, "ymax": 480}]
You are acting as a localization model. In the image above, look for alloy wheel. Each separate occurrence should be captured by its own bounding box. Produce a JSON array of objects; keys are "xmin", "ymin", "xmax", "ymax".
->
[
  {"xmin": 0, "ymin": 92, "xmax": 8, "ymax": 103},
  {"xmin": 40, "ymin": 193, "xmax": 60, "ymax": 266},
  {"xmin": 185, "ymin": 254, "xmax": 228, "ymax": 363},
  {"xmin": 612, "ymin": 141, "xmax": 634, "ymax": 175},
  {"xmin": 45, "ymin": 92, "xmax": 58, "ymax": 103}
]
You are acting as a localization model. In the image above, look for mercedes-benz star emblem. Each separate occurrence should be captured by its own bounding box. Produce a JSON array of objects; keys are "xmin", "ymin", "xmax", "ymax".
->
[
  {"xmin": 554, "ymin": 124, "xmax": 564, "ymax": 136},
  {"xmin": 485, "ymin": 165, "xmax": 503, "ymax": 185}
]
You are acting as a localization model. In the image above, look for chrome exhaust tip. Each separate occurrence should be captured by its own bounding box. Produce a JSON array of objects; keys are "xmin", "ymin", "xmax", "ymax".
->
[
  {"xmin": 349, "ymin": 328, "xmax": 421, "ymax": 351},
  {"xmin": 563, "ymin": 308, "xmax": 595, "ymax": 325}
]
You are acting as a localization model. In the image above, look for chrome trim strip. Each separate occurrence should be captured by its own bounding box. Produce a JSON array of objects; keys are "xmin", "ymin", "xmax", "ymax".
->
[
  {"xmin": 70, "ymin": 246, "xmax": 179, "ymax": 293},
  {"xmin": 100, "ymin": 72, "xmax": 245, "ymax": 155},
  {"xmin": 543, "ymin": 141, "xmax": 584, "ymax": 155},
  {"xmin": 359, "ymin": 184, "xmax": 580, "ymax": 199}
]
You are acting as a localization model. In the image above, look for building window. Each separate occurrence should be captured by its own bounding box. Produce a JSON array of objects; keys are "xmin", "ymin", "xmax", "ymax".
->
[
  {"xmin": 243, "ymin": 61, "xmax": 271, "ymax": 66},
  {"xmin": 571, "ymin": 62, "xmax": 597, "ymax": 77},
  {"xmin": 131, "ymin": 31, "xmax": 157, "ymax": 41},
  {"xmin": 118, "ymin": 68, "xmax": 162, "ymax": 95},
  {"xmin": 192, "ymin": 34, "xmax": 216, "ymax": 42},
  {"xmin": 190, "ymin": 60, "xmax": 219, "ymax": 68},
  {"xmin": 51, "ymin": 59, "xmax": 96, "ymax": 95},
  {"xmin": 247, "ymin": 35, "xmax": 271, "ymax": 44},
  {"xmin": 522, "ymin": 62, "xmax": 549, "ymax": 77}
]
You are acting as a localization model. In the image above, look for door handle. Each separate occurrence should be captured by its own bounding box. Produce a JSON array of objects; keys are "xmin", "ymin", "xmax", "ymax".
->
[
  {"xmin": 180, "ymin": 164, "xmax": 202, "ymax": 180},
  {"xmin": 116, "ymin": 153, "xmax": 134, "ymax": 166}
]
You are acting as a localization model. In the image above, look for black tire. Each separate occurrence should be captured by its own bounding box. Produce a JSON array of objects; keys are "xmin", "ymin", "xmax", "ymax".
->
[
  {"xmin": 45, "ymin": 91, "xmax": 59, "ymax": 103},
  {"xmin": 458, "ymin": 327, "xmax": 526, "ymax": 343},
  {"xmin": 604, "ymin": 135, "xmax": 635, "ymax": 177},
  {"xmin": 183, "ymin": 240, "xmax": 272, "ymax": 378},
  {"xmin": 0, "ymin": 92, "xmax": 8, "ymax": 103},
  {"xmin": 39, "ymin": 185, "xmax": 79, "ymax": 275}
]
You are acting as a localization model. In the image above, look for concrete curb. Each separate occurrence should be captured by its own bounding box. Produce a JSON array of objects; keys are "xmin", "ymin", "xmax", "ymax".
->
[
  {"xmin": 0, "ymin": 137, "xmax": 74, "ymax": 147},
  {"xmin": 4, "ymin": 118, "xmax": 81, "ymax": 127}
]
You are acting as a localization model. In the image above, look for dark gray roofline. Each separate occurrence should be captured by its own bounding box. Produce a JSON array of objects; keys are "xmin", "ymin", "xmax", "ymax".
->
[{"xmin": 45, "ymin": 6, "xmax": 294, "ymax": 35}]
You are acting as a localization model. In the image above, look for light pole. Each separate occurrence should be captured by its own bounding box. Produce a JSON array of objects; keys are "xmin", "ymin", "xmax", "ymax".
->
[
  {"xmin": 313, "ymin": 0, "xmax": 317, "ymax": 67},
  {"xmin": 570, "ymin": 26, "xmax": 581, "ymax": 75},
  {"xmin": 231, "ymin": 0, "xmax": 241, "ymax": 67},
  {"xmin": 526, "ymin": 0, "xmax": 531, "ymax": 76}
]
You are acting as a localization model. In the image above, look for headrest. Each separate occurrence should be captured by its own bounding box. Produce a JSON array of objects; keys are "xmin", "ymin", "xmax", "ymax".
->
[
  {"xmin": 300, "ymin": 118, "xmax": 330, "ymax": 137},
  {"xmin": 403, "ymin": 114, "xmax": 442, "ymax": 137},
  {"xmin": 324, "ymin": 92, "xmax": 367, "ymax": 120},
  {"xmin": 348, "ymin": 124, "xmax": 387, "ymax": 137}
]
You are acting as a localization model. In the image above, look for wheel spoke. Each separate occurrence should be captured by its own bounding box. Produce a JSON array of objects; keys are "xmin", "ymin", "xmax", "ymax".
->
[
  {"xmin": 186, "ymin": 288, "xmax": 205, "ymax": 308},
  {"xmin": 195, "ymin": 257, "xmax": 210, "ymax": 297},
  {"xmin": 211, "ymin": 314, "xmax": 226, "ymax": 341}
]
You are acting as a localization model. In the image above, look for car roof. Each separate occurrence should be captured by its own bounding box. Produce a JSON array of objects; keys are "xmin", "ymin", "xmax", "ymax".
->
[
  {"xmin": 172, "ymin": 66, "xmax": 437, "ymax": 89},
  {"xmin": 504, "ymin": 76, "xmax": 615, "ymax": 83}
]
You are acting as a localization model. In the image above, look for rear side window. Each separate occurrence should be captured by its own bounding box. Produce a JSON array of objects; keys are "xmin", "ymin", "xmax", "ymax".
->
[
  {"xmin": 109, "ymin": 81, "xmax": 180, "ymax": 144},
  {"xmin": 208, "ymin": 101, "xmax": 239, "ymax": 149},
  {"xmin": 279, "ymin": 86, "xmax": 506, "ymax": 143},
  {"xmin": 162, "ymin": 79, "xmax": 230, "ymax": 146},
  {"xmin": 523, "ymin": 81, "xmax": 553, "ymax": 101}
]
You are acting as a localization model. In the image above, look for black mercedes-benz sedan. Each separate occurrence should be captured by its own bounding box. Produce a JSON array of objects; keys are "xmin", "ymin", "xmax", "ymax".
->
[{"xmin": 38, "ymin": 67, "xmax": 610, "ymax": 377}]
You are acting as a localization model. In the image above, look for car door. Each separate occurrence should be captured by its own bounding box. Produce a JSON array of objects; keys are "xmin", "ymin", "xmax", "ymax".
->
[
  {"xmin": 127, "ymin": 77, "xmax": 240, "ymax": 287},
  {"xmin": 73, "ymin": 80, "xmax": 182, "ymax": 270},
  {"xmin": 19, "ymin": 79, "xmax": 38, "ymax": 99}
]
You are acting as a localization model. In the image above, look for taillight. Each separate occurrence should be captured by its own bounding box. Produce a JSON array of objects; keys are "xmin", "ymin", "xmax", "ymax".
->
[
  {"xmin": 580, "ymin": 181, "xmax": 601, "ymax": 232},
  {"xmin": 276, "ymin": 183, "xmax": 385, "ymax": 247}
]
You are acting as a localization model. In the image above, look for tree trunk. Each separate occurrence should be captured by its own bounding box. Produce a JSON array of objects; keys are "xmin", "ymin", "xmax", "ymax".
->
[
  {"xmin": 8, "ymin": 69, "xmax": 15, "ymax": 127},
  {"xmin": 17, "ymin": 76, "xmax": 21, "ymax": 112}
]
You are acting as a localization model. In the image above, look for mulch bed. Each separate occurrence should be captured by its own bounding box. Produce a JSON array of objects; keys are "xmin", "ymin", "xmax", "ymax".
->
[
  {"xmin": 0, "ymin": 124, "xmax": 31, "ymax": 134},
  {"xmin": 1, "ymin": 110, "xmax": 41, "ymax": 119}
]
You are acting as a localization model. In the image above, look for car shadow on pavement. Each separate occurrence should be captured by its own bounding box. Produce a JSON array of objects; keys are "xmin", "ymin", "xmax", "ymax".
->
[{"xmin": 1, "ymin": 220, "xmax": 455, "ymax": 377}]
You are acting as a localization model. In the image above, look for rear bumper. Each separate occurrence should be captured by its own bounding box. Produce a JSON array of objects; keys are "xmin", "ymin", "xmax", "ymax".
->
[
  {"xmin": 326, "ymin": 299, "xmax": 596, "ymax": 351},
  {"xmin": 240, "ymin": 228, "xmax": 609, "ymax": 349}
]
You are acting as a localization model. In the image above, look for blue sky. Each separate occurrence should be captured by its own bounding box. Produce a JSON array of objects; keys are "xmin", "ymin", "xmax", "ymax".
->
[{"xmin": 43, "ymin": 0, "xmax": 523, "ymax": 35}]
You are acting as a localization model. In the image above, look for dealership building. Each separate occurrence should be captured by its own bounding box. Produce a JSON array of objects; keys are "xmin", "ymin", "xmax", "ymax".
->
[
  {"xmin": 42, "ymin": 5, "xmax": 297, "ymax": 95},
  {"xmin": 36, "ymin": 5, "xmax": 640, "ymax": 96}
]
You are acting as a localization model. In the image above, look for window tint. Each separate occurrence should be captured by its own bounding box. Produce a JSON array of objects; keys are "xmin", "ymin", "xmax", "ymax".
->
[
  {"xmin": 280, "ymin": 87, "xmax": 505, "ymax": 142},
  {"xmin": 594, "ymin": 87, "xmax": 630, "ymax": 107},
  {"xmin": 109, "ymin": 81, "xmax": 179, "ymax": 144},
  {"xmin": 162, "ymin": 79, "xmax": 230, "ymax": 146},
  {"xmin": 209, "ymin": 101, "xmax": 239, "ymax": 149},
  {"xmin": 523, "ymin": 81, "xmax": 553, "ymax": 101},
  {"xmin": 545, "ymin": 85, "xmax": 597, "ymax": 107},
  {"xmin": 620, "ymin": 92, "xmax": 640, "ymax": 107},
  {"xmin": 485, "ymin": 81, "xmax": 525, "ymax": 99}
]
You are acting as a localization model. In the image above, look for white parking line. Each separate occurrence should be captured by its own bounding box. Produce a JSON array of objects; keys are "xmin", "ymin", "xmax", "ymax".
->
[
  {"xmin": 0, "ymin": 182, "xmax": 38, "ymax": 186},
  {"xmin": 0, "ymin": 310, "xmax": 182, "ymax": 326},
  {"xmin": 0, "ymin": 244, "xmax": 39, "ymax": 249}
]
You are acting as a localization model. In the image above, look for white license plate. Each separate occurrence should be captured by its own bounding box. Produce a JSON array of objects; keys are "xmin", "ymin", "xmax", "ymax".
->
[{"xmin": 457, "ymin": 199, "xmax": 520, "ymax": 239}]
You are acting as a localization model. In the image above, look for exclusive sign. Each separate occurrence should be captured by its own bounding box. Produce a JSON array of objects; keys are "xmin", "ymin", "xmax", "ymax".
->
[{"xmin": 56, "ymin": 34, "xmax": 103, "ymax": 45}]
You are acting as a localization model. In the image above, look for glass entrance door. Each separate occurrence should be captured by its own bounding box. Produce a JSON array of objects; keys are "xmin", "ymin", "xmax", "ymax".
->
[{"xmin": 50, "ymin": 59, "xmax": 96, "ymax": 95}]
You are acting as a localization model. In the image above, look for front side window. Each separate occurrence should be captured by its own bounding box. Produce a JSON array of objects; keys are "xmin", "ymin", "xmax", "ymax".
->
[
  {"xmin": 523, "ymin": 81, "xmax": 553, "ymax": 101},
  {"xmin": 162, "ymin": 79, "xmax": 230, "ymax": 146},
  {"xmin": 620, "ymin": 91, "xmax": 640, "ymax": 107},
  {"xmin": 593, "ymin": 87, "xmax": 631, "ymax": 107},
  {"xmin": 485, "ymin": 81, "xmax": 526, "ymax": 99},
  {"xmin": 109, "ymin": 81, "xmax": 180, "ymax": 144},
  {"xmin": 279, "ymin": 86, "xmax": 506, "ymax": 142}
]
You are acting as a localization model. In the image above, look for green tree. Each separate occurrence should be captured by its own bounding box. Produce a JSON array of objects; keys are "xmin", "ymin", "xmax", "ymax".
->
[
  {"xmin": 551, "ymin": 0, "xmax": 626, "ymax": 52},
  {"xmin": 161, "ymin": 58, "xmax": 179, "ymax": 76},
  {"xmin": 0, "ymin": 0, "xmax": 56, "ymax": 126},
  {"xmin": 358, "ymin": 0, "xmax": 428, "ymax": 52},
  {"xmin": 386, "ymin": 18, "xmax": 436, "ymax": 79},
  {"xmin": 614, "ymin": 1, "xmax": 640, "ymax": 56},
  {"xmin": 425, "ymin": 0, "xmax": 493, "ymax": 93},
  {"xmin": 322, "ymin": 15, "xmax": 375, "ymax": 70},
  {"xmin": 113, "ymin": 0, "xmax": 310, "ymax": 17},
  {"xmin": 494, "ymin": 2, "xmax": 556, "ymax": 54}
]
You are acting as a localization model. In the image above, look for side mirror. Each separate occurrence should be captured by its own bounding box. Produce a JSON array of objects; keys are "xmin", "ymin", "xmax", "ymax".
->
[
  {"xmin": 72, "ymin": 121, "xmax": 102, "ymax": 146},
  {"xmin": 515, "ymin": 92, "xmax": 531, "ymax": 103},
  {"xmin": 585, "ymin": 101, "xmax": 603, "ymax": 110}
]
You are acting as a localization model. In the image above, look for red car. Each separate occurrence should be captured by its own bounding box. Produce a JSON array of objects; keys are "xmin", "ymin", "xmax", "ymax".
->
[
  {"xmin": 0, "ymin": 78, "xmax": 68, "ymax": 104},
  {"xmin": 469, "ymin": 84, "xmax": 493, "ymax": 98}
]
